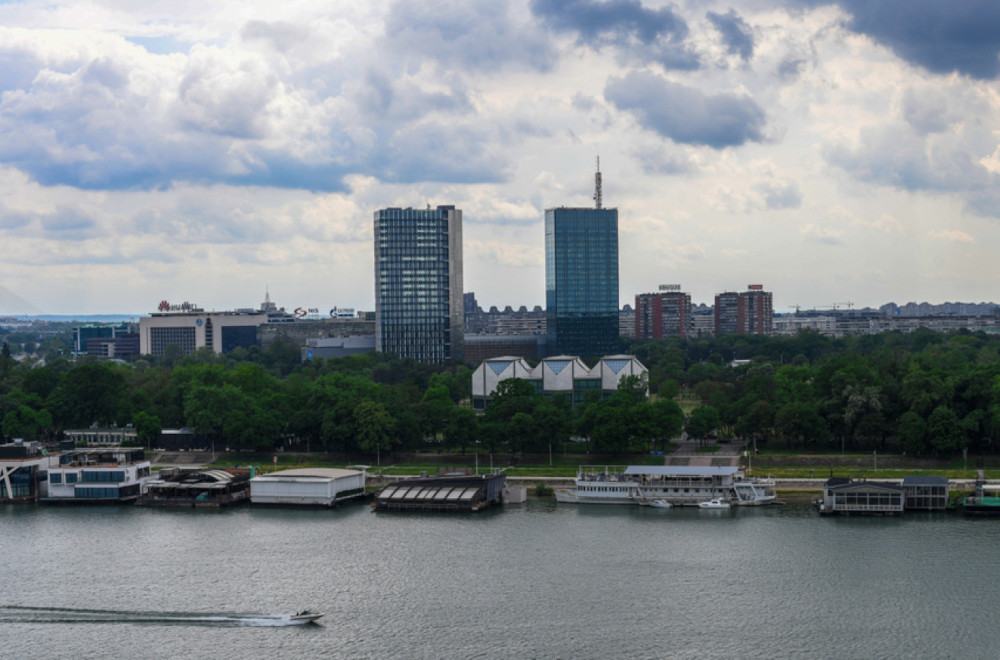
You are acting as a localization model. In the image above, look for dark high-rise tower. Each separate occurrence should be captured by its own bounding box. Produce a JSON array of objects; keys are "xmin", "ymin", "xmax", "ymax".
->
[
  {"xmin": 545, "ymin": 162, "xmax": 619, "ymax": 357},
  {"xmin": 374, "ymin": 205, "xmax": 464, "ymax": 364}
]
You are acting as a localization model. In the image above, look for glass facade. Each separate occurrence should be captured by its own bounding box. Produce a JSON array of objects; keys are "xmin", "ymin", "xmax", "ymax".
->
[
  {"xmin": 545, "ymin": 207, "xmax": 619, "ymax": 357},
  {"xmin": 0, "ymin": 465, "xmax": 37, "ymax": 499},
  {"xmin": 221, "ymin": 326, "xmax": 257, "ymax": 353},
  {"xmin": 374, "ymin": 206, "xmax": 464, "ymax": 364},
  {"xmin": 150, "ymin": 327, "xmax": 196, "ymax": 356}
]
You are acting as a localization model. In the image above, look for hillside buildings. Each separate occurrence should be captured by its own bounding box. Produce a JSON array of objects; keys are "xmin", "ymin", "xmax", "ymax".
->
[{"xmin": 374, "ymin": 205, "xmax": 464, "ymax": 364}]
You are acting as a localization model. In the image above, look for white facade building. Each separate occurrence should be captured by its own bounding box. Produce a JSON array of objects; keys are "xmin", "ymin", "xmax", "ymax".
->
[
  {"xmin": 45, "ymin": 448, "xmax": 154, "ymax": 502},
  {"xmin": 471, "ymin": 354, "xmax": 647, "ymax": 409},
  {"xmin": 139, "ymin": 311, "xmax": 268, "ymax": 357},
  {"xmin": 250, "ymin": 468, "xmax": 366, "ymax": 507}
]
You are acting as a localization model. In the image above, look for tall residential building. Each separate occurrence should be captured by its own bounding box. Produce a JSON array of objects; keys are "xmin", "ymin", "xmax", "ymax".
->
[
  {"xmin": 545, "ymin": 163, "xmax": 619, "ymax": 357},
  {"xmin": 635, "ymin": 285, "xmax": 693, "ymax": 339},
  {"xmin": 714, "ymin": 285, "xmax": 774, "ymax": 336},
  {"xmin": 374, "ymin": 205, "xmax": 464, "ymax": 364},
  {"xmin": 715, "ymin": 291, "xmax": 744, "ymax": 336},
  {"xmin": 743, "ymin": 284, "xmax": 774, "ymax": 335}
]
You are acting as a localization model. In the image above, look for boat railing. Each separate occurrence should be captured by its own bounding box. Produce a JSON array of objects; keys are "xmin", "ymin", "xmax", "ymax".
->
[{"xmin": 833, "ymin": 503, "xmax": 902, "ymax": 512}]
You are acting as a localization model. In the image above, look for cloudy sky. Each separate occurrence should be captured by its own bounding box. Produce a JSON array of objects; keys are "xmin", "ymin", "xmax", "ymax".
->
[{"xmin": 2, "ymin": 0, "xmax": 1000, "ymax": 315}]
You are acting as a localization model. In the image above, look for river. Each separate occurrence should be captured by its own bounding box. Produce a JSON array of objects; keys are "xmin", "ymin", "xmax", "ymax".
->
[{"xmin": 2, "ymin": 499, "xmax": 998, "ymax": 659}]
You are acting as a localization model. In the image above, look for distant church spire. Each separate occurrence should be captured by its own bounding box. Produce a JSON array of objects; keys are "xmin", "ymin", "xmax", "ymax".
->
[{"xmin": 594, "ymin": 156, "xmax": 603, "ymax": 209}]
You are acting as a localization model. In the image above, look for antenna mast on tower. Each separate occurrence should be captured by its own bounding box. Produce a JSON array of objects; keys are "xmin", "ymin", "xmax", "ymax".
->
[{"xmin": 593, "ymin": 156, "xmax": 603, "ymax": 209}]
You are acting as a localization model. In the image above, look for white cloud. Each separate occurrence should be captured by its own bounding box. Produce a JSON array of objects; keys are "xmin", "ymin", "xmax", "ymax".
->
[
  {"xmin": 801, "ymin": 223, "xmax": 845, "ymax": 245},
  {"xmin": 0, "ymin": 1, "xmax": 1000, "ymax": 312},
  {"xmin": 929, "ymin": 229, "xmax": 974, "ymax": 243}
]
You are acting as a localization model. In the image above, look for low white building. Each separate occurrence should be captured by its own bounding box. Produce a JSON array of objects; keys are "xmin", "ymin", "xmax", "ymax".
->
[
  {"xmin": 139, "ymin": 310, "xmax": 268, "ymax": 357},
  {"xmin": 471, "ymin": 354, "xmax": 648, "ymax": 409},
  {"xmin": 45, "ymin": 448, "xmax": 154, "ymax": 503},
  {"xmin": 250, "ymin": 468, "xmax": 366, "ymax": 507}
]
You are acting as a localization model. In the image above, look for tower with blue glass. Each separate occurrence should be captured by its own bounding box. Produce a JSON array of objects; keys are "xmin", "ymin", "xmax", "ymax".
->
[
  {"xmin": 374, "ymin": 205, "xmax": 464, "ymax": 364},
  {"xmin": 545, "ymin": 162, "xmax": 620, "ymax": 357}
]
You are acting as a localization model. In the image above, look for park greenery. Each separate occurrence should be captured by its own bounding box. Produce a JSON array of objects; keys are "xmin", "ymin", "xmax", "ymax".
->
[{"xmin": 2, "ymin": 324, "xmax": 1000, "ymax": 460}]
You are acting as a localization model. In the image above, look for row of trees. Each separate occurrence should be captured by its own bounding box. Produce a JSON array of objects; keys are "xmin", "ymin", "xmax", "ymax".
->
[
  {"xmin": 2, "ymin": 324, "xmax": 1000, "ymax": 457},
  {"xmin": 624, "ymin": 328, "xmax": 1000, "ymax": 455}
]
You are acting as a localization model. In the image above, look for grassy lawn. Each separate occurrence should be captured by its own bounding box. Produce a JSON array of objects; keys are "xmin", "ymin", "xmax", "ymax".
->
[{"xmin": 200, "ymin": 449, "xmax": 996, "ymax": 481}]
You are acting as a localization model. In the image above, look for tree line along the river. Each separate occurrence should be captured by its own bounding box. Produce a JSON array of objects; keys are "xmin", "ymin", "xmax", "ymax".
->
[{"xmin": 2, "ymin": 326, "xmax": 1000, "ymax": 458}]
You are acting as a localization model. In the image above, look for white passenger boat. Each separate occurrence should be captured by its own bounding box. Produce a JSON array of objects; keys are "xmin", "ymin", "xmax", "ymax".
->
[
  {"xmin": 555, "ymin": 465, "xmax": 776, "ymax": 507},
  {"xmin": 698, "ymin": 498, "xmax": 730, "ymax": 509},
  {"xmin": 647, "ymin": 499, "xmax": 672, "ymax": 509}
]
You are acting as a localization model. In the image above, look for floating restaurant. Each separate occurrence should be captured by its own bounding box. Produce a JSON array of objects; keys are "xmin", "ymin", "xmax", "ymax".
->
[
  {"xmin": 372, "ymin": 473, "xmax": 507, "ymax": 512},
  {"xmin": 137, "ymin": 468, "xmax": 257, "ymax": 507},
  {"xmin": 44, "ymin": 447, "xmax": 154, "ymax": 504},
  {"xmin": 819, "ymin": 478, "xmax": 905, "ymax": 515}
]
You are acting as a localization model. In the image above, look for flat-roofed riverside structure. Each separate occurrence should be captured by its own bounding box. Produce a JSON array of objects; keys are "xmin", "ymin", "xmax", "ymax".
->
[
  {"xmin": 250, "ymin": 468, "xmax": 366, "ymax": 507},
  {"xmin": 138, "ymin": 468, "xmax": 255, "ymax": 507},
  {"xmin": 471, "ymin": 354, "xmax": 647, "ymax": 409},
  {"xmin": 372, "ymin": 474, "xmax": 506, "ymax": 512},
  {"xmin": 819, "ymin": 478, "xmax": 905, "ymax": 515},
  {"xmin": 44, "ymin": 447, "xmax": 153, "ymax": 504},
  {"xmin": 902, "ymin": 476, "xmax": 949, "ymax": 511}
]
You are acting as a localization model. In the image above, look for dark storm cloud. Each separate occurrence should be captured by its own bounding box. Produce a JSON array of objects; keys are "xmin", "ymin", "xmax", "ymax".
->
[
  {"xmin": 830, "ymin": 0, "xmax": 1000, "ymax": 79},
  {"xmin": 384, "ymin": 0, "xmax": 557, "ymax": 72},
  {"xmin": 531, "ymin": 0, "xmax": 699, "ymax": 70},
  {"xmin": 707, "ymin": 9, "xmax": 754, "ymax": 61},
  {"xmin": 604, "ymin": 71, "xmax": 765, "ymax": 148}
]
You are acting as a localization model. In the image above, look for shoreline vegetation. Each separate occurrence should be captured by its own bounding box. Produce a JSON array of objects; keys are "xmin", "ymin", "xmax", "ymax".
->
[{"xmin": 5, "ymin": 327, "xmax": 1000, "ymax": 475}]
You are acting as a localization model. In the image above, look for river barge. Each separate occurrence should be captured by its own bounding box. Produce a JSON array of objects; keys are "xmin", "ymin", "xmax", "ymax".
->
[
  {"xmin": 554, "ymin": 465, "xmax": 776, "ymax": 507},
  {"xmin": 372, "ymin": 473, "xmax": 506, "ymax": 512}
]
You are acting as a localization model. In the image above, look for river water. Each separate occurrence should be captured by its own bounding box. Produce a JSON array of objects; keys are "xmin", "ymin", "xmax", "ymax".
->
[{"xmin": 2, "ymin": 499, "xmax": 998, "ymax": 659}]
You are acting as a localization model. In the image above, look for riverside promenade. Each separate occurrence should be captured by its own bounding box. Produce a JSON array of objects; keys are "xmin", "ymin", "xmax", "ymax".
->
[{"xmin": 151, "ymin": 451, "xmax": 983, "ymax": 493}]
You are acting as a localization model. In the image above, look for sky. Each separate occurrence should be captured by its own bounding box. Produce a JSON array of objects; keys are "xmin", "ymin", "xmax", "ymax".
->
[{"xmin": 2, "ymin": 0, "xmax": 1000, "ymax": 315}]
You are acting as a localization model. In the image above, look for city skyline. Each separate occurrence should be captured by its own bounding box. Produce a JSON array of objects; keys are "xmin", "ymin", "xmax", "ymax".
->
[{"xmin": 1, "ymin": 1, "xmax": 1000, "ymax": 314}]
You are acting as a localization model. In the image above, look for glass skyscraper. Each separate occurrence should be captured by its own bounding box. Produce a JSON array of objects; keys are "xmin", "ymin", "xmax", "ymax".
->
[
  {"xmin": 545, "ymin": 207, "xmax": 619, "ymax": 357},
  {"xmin": 374, "ymin": 205, "xmax": 464, "ymax": 364}
]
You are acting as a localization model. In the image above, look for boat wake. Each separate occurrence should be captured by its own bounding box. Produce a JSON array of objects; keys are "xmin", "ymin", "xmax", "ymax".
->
[{"xmin": 0, "ymin": 605, "xmax": 320, "ymax": 627}]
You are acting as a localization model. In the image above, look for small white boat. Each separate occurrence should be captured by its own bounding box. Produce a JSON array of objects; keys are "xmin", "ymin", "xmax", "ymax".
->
[
  {"xmin": 648, "ymin": 499, "xmax": 672, "ymax": 509},
  {"xmin": 698, "ymin": 498, "xmax": 731, "ymax": 510},
  {"xmin": 290, "ymin": 610, "xmax": 324, "ymax": 623}
]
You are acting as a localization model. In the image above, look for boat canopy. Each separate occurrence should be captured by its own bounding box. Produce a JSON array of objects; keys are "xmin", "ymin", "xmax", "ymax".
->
[{"xmin": 624, "ymin": 466, "xmax": 740, "ymax": 477}]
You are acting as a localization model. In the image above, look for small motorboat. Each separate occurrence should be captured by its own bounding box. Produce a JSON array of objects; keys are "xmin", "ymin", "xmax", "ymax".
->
[
  {"xmin": 698, "ymin": 498, "xmax": 731, "ymax": 510},
  {"xmin": 648, "ymin": 499, "xmax": 672, "ymax": 509},
  {"xmin": 290, "ymin": 610, "xmax": 324, "ymax": 623}
]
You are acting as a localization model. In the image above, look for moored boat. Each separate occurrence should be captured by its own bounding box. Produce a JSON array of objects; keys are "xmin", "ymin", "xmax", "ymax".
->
[
  {"xmin": 732, "ymin": 477, "xmax": 777, "ymax": 506},
  {"xmin": 555, "ymin": 465, "xmax": 773, "ymax": 507},
  {"xmin": 961, "ymin": 484, "xmax": 1000, "ymax": 516},
  {"xmin": 698, "ymin": 498, "xmax": 730, "ymax": 509}
]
